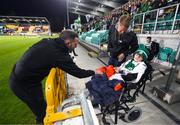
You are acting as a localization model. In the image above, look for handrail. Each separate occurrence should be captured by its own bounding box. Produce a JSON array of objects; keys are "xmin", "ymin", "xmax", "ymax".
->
[
  {"xmin": 135, "ymin": 3, "xmax": 179, "ymax": 16},
  {"xmin": 133, "ymin": 3, "xmax": 180, "ymax": 34},
  {"xmin": 136, "ymin": 19, "xmax": 180, "ymax": 25}
]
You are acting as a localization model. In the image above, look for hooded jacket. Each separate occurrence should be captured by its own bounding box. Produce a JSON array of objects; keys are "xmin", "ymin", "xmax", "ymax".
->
[
  {"xmin": 10, "ymin": 38, "xmax": 94, "ymax": 84},
  {"xmin": 107, "ymin": 25, "xmax": 138, "ymax": 58}
]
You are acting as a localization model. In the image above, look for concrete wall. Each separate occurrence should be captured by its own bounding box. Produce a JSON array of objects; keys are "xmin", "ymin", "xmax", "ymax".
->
[{"xmin": 137, "ymin": 34, "xmax": 180, "ymax": 50}]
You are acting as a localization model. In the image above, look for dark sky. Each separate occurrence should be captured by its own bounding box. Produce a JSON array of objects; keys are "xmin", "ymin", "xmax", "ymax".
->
[{"xmin": 0, "ymin": 0, "xmax": 86, "ymax": 32}]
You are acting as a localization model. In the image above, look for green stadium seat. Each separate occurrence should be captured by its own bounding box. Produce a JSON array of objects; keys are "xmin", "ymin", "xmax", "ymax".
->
[
  {"xmin": 91, "ymin": 33, "xmax": 102, "ymax": 45},
  {"xmin": 85, "ymin": 36, "xmax": 92, "ymax": 43},
  {"xmin": 138, "ymin": 44, "xmax": 145, "ymax": 48},
  {"xmin": 164, "ymin": 47, "xmax": 173, "ymax": 54},
  {"xmin": 79, "ymin": 30, "xmax": 108, "ymax": 46},
  {"xmin": 86, "ymin": 30, "xmax": 96, "ymax": 37},
  {"xmin": 79, "ymin": 35, "xmax": 83, "ymax": 41},
  {"xmin": 157, "ymin": 23, "xmax": 166, "ymax": 30},
  {"xmin": 158, "ymin": 47, "xmax": 174, "ymax": 62},
  {"xmin": 169, "ymin": 50, "xmax": 176, "ymax": 63},
  {"xmin": 158, "ymin": 52, "xmax": 168, "ymax": 61},
  {"xmin": 81, "ymin": 33, "xmax": 87, "ymax": 40},
  {"xmin": 176, "ymin": 14, "xmax": 180, "ymax": 19}
]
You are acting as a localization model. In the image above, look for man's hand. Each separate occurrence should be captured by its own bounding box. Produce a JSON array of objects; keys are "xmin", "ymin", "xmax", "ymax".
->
[
  {"xmin": 117, "ymin": 53, "xmax": 125, "ymax": 62},
  {"xmin": 95, "ymin": 70, "xmax": 104, "ymax": 75},
  {"xmin": 114, "ymin": 67, "xmax": 120, "ymax": 73}
]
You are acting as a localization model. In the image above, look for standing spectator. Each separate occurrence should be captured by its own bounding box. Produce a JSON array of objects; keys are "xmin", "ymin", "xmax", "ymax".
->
[{"xmin": 107, "ymin": 15, "xmax": 138, "ymax": 67}]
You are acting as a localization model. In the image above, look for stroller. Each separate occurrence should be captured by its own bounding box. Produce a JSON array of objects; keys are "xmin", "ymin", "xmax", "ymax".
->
[{"xmin": 86, "ymin": 63, "xmax": 153, "ymax": 124}]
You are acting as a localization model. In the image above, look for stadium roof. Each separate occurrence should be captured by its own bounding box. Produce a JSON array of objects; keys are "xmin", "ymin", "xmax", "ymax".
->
[
  {"xmin": 0, "ymin": 16, "xmax": 49, "ymax": 25},
  {"xmin": 68, "ymin": 0, "xmax": 128, "ymax": 17}
]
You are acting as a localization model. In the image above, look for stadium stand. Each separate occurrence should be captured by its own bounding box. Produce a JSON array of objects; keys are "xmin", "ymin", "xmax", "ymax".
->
[
  {"xmin": 78, "ymin": 1, "xmax": 179, "ymax": 67},
  {"xmin": 0, "ymin": 16, "xmax": 51, "ymax": 36}
]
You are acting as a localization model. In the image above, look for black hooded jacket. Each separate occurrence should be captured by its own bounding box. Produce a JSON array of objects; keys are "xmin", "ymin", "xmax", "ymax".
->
[
  {"xmin": 10, "ymin": 38, "xmax": 95, "ymax": 84},
  {"xmin": 107, "ymin": 25, "xmax": 138, "ymax": 58}
]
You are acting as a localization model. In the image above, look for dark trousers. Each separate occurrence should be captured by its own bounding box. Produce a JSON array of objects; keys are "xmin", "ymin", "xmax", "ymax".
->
[
  {"xmin": 9, "ymin": 78, "xmax": 46, "ymax": 123},
  {"xmin": 108, "ymin": 56, "xmax": 126, "ymax": 67}
]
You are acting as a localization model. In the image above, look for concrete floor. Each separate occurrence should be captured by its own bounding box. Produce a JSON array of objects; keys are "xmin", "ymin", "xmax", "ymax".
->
[{"xmin": 66, "ymin": 44, "xmax": 179, "ymax": 125}]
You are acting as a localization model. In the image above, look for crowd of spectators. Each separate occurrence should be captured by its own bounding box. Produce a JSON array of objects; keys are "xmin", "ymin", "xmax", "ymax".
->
[{"xmin": 81, "ymin": 0, "xmax": 179, "ymax": 33}]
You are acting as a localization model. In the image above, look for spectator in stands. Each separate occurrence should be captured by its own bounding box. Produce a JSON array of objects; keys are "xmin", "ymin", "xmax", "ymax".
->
[
  {"xmin": 128, "ymin": 3, "xmax": 132, "ymax": 14},
  {"xmin": 9, "ymin": 30, "xmax": 95, "ymax": 124},
  {"xmin": 136, "ymin": 0, "xmax": 142, "ymax": 13},
  {"xmin": 131, "ymin": 3, "xmax": 137, "ymax": 15},
  {"xmin": 145, "ymin": 37, "xmax": 160, "ymax": 61},
  {"xmin": 107, "ymin": 15, "xmax": 138, "ymax": 67},
  {"xmin": 138, "ymin": 0, "xmax": 152, "ymax": 13},
  {"xmin": 151, "ymin": 0, "xmax": 161, "ymax": 10},
  {"xmin": 159, "ymin": 0, "xmax": 168, "ymax": 8}
]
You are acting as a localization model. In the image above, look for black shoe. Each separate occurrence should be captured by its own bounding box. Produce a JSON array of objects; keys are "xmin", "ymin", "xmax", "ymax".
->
[
  {"xmin": 93, "ymin": 103, "xmax": 99, "ymax": 108},
  {"xmin": 74, "ymin": 53, "xmax": 78, "ymax": 56}
]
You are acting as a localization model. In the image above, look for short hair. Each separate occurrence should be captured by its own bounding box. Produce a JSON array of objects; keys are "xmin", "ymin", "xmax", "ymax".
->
[
  {"xmin": 60, "ymin": 29, "xmax": 78, "ymax": 40},
  {"xmin": 147, "ymin": 37, "xmax": 151, "ymax": 40},
  {"xmin": 118, "ymin": 15, "xmax": 131, "ymax": 28}
]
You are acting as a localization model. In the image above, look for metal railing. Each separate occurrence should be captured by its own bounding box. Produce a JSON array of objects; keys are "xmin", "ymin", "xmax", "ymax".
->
[{"xmin": 132, "ymin": 3, "xmax": 180, "ymax": 34}]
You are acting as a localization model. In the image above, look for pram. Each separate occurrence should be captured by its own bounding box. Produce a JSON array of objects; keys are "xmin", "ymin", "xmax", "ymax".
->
[{"xmin": 87, "ymin": 62, "xmax": 153, "ymax": 124}]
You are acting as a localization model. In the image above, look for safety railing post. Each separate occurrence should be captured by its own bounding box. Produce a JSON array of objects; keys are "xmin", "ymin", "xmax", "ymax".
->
[
  {"xmin": 154, "ymin": 9, "xmax": 159, "ymax": 33},
  {"xmin": 141, "ymin": 13, "xmax": 145, "ymax": 34},
  {"xmin": 132, "ymin": 16, "xmax": 135, "ymax": 30},
  {"xmin": 171, "ymin": 3, "xmax": 179, "ymax": 33},
  {"xmin": 133, "ymin": 3, "xmax": 179, "ymax": 34}
]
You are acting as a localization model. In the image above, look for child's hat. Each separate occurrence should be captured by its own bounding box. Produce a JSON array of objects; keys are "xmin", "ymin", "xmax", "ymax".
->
[{"xmin": 136, "ymin": 46, "xmax": 150, "ymax": 61}]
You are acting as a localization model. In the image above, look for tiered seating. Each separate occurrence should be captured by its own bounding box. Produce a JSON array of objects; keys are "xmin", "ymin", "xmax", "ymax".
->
[
  {"xmin": 0, "ymin": 16, "xmax": 50, "ymax": 35},
  {"xmin": 79, "ymin": 30, "xmax": 109, "ymax": 47},
  {"xmin": 144, "ymin": 19, "xmax": 155, "ymax": 31},
  {"xmin": 134, "ymin": 3, "xmax": 180, "ymax": 33},
  {"xmin": 79, "ymin": 30, "xmax": 95, "ymax": 41},
  {"xmin": 91, "ymin": 33, "xmax": 101, "ymax": 44}
]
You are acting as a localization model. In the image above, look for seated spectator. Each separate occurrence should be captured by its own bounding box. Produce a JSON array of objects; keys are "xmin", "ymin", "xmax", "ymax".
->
[
  {"xmin": 86, "ymin": 47, "xmax": 150, "ymax": 106},
  {"xmin": 159, "ymin": 0, "xmax": 168, "ymax": 8},
  {"xmin": 145, "ymin": 37, "xmax": 160, "ymax": 61},
  {"xmin": 151, "ymin": 0, "xmax": 161, "ymax": 10}
]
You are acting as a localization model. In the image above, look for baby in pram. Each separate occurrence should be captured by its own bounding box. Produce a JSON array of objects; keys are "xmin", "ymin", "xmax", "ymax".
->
[{"xmin": 86, "ymin": 46, "xmax": 150, "ymax": 106}]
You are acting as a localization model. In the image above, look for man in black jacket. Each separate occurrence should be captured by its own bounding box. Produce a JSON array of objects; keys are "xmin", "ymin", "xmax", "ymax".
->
[
  {"xmin": 108, "ymin": 15, "xmax": 138, "ymax": 67},
  {"xmin": 145, "ymin": 37, "xmax": 160, "ymax": 61},
  {"xmin": 9, "ymin": 30, "xmax": 95, "ymax": 123}
]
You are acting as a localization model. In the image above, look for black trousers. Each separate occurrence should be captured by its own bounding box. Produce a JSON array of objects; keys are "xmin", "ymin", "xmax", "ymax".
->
[{"xmin": 9, "ymin": 78, "xmax": 46, "ymax": 123}]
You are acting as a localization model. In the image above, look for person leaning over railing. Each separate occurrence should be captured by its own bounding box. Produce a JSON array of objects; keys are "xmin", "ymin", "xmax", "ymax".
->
[{"xmin": 9, "ymin": 30, "xmax": 95, "ymax": 124}]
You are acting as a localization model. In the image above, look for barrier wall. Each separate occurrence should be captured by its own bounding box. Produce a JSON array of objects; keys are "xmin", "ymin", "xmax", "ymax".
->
[{"xmin": 137, "ymin": 34, "xmax": 180, "ymax": 50}]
